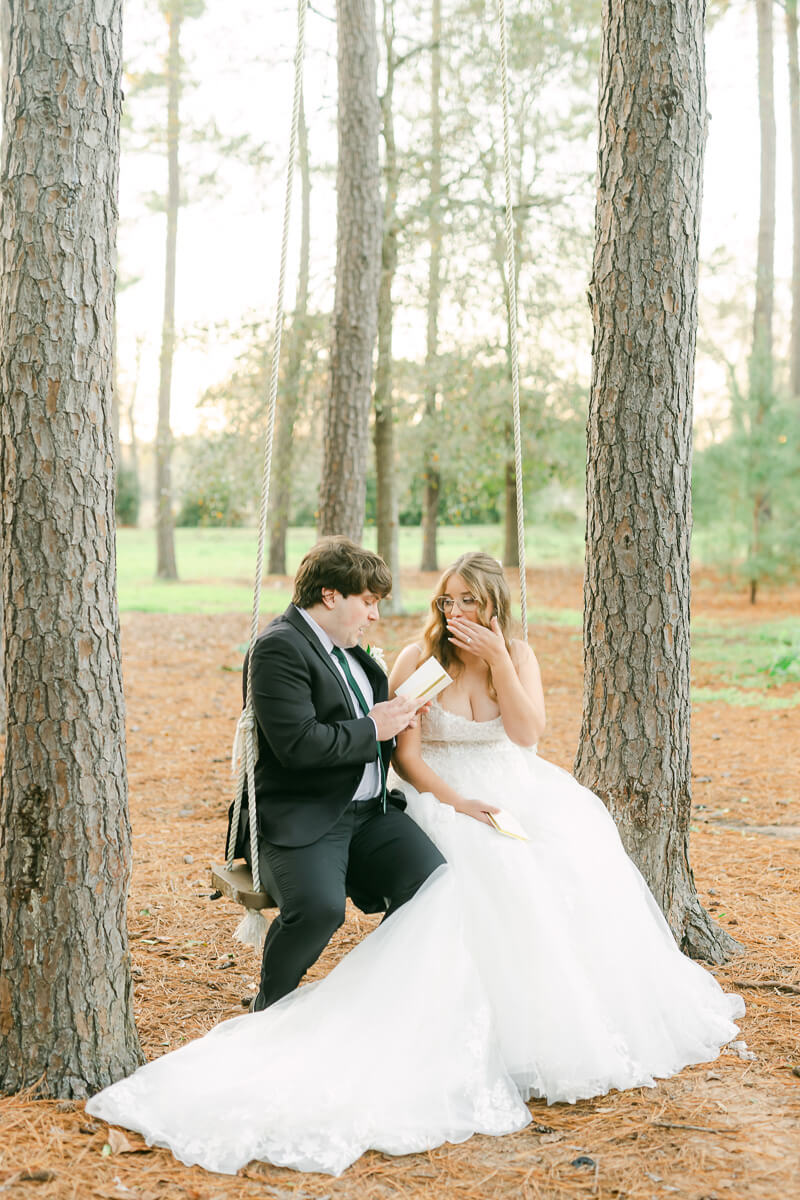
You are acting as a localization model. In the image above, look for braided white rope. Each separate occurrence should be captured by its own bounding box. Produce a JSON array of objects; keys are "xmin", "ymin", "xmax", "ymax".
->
[
  {"xmin": 227, "ymin": 0, "xmax": 309, "ymax": 889},
  {"xmin": 496, "ymin": 0, "xmax": 528, "ymax": 641}
]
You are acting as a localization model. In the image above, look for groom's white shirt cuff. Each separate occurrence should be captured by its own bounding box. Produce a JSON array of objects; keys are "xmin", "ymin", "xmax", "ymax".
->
[{"xmin": 296, "ymin": 606, "xmax": 381, "ymax": 802}]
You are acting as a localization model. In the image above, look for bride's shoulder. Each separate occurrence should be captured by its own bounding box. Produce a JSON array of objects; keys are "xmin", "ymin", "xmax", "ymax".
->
[
  {"xmin": 509, "ymin": 637, "xmax": 534, "ymax": 661},
  {"xmin": 388, "ymin": 642, "xmax": 424, "ymax": 691},
  {"xmin": 508, "ymin": 638, "xmax": 543, "ymax": 691},
  {"xmin": 509, "ymin": 638, "xmax": 539, "ymax": 670}
]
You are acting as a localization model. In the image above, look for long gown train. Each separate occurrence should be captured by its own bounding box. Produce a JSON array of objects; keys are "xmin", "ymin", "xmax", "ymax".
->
[{"xmin": 87, "ymin": 701, "xmax": 743, "ymax": 1175}]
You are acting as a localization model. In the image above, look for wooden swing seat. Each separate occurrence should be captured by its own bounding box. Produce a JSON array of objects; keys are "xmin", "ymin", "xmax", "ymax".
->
[{"xmin": 210, "ymin": 861, "xmax": 277, "ymax": 910}]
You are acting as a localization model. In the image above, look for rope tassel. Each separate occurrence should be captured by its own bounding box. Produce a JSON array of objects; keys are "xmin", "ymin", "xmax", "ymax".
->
[{"xmin": 233, "ymin": 909, "xmax": 269, "ymax": 953}]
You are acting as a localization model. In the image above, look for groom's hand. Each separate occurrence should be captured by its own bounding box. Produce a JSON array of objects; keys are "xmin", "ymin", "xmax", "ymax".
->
[{"xmin": 369, "ymin": 695, "xmax": 421, "ymax": 740}]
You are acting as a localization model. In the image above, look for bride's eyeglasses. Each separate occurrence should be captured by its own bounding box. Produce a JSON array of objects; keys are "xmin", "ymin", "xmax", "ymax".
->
[{"xmin": 435, "ymin": 595, "xmax": 478, "ymax": 613}]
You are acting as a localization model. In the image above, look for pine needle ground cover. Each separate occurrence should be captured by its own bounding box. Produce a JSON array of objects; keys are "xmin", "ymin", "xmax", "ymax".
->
[{"xmin": 1, "ymin": 567, "xmax": 798, "ymax": 1200}]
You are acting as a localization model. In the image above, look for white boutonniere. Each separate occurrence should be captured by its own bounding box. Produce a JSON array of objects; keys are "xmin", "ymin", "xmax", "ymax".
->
[{"xmin": 365, "ymin": 644, "xmax": 388, "ymax": 673}]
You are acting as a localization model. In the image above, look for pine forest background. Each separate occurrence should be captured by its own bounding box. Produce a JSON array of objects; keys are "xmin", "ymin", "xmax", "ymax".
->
[{"xmin": 110, "ymin": 0, "xmax": 798, "ymax": 600}]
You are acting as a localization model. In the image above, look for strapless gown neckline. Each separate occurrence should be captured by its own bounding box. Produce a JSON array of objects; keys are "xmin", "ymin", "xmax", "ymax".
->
[{"xmin": 430, "ymin": 697, "xmax": 504, "ymax": 726}]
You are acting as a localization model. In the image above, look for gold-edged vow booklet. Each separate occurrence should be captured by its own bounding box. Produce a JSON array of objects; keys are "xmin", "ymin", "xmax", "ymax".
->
[
  {"xmin": 395, "ymin": 656, "xmax": 453, "ymax": 705},
  {"xmin": 487, "ymin": 809, "xmax": 529, "ymax": 841}
]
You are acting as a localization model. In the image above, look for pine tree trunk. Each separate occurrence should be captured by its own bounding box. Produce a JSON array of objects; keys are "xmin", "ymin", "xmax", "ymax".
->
[
  {"xmin": 0, "ymin": 0, "xmax": 5, "ymax": 735},
  {"xmin": 788, "ymin": 1, "xmax": 800, "ymax": 401},
  {"xmin": 575, "ymin": 0, "xmax": 739, "ymax": 964},
  {"xmin": 374, "ymin": 0, "xmax": 402, "ymax": 612},
  {"xmin": 268, "ymin": 91, "xmax": 310, "ymax": 576},
  {"xmin": 0, "ymin": 0, "xmax": 143, "ymax": 1095},
  {"xmin": 155, "ymin": 4, "xmax": 180, "ymax": 580},
  {"xmin": 0, "ymin": 3, "xmax": 8, "ymax": 736},
  {"xmin": 753, "ymin": 0, "xmax": 776, "ymax": 371},
  {"xmin": 501, "ymin": 248, "xmax": 522, "ymax": 570},
  {"xmin": 503, "ymin": 456, "xmax": 519, "ymax": 567},
  {"xmin": 0, "ymin": 590, "xmax": 4, "ymax": 736},
  {"xmin": 318, "ymin": 0, "xmax": 381, "ymax": 541},
  {"xmin": 420, "ymin": 0, "xmax": 442, "ymax": 573},
  {"xmin": 492, "ymin": 186, "xmax": 524, "ymax": 571},
  {"xmin": 112, "ymin": 307, "xmax": 121, "ymax": 461},
  {"xmin": 129, "ymin": 337, "xmax": 143, "ymax": 491},
  {"xmin": 747, "ymin": 0, "xmax": 776, "ymax": 606},
  {"xmin": 0, "ymin": 0, "xmax": 8, "ymax": 117}
]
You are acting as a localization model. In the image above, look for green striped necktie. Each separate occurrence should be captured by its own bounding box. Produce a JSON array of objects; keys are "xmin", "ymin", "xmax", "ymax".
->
[{"xmin": 331, "ymin": 646, "xmax": 387, "ymax": 812}]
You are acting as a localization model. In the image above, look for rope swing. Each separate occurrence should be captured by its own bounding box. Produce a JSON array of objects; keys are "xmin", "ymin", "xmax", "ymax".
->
[
  {"xmin": 222, "ymin": 0, "xmax": 309, "ymax": 942},
  {"xmin": 217, "ymin": 0, "xmax": 528, "ymax": 931}
]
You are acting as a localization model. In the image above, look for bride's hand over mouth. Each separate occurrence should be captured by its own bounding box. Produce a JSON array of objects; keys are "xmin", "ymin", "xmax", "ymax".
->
[{"xmin": 446, "ymin": 614, "xmax": 508, "ymax": 666}]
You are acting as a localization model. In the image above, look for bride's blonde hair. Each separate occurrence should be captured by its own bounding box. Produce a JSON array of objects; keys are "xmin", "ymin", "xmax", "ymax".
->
[{"xmin": 422, "ymin": 552, "xmax": 514, "ymax": 684}]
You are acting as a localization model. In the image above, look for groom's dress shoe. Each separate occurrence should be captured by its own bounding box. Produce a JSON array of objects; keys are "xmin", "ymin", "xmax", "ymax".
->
[{"xmin": 249, "ymin": 991, "xmax": 268, "ymax": 1013}]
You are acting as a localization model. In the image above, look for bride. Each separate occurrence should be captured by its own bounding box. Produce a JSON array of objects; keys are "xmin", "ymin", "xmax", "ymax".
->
[{"xmin": 87, "ymin": 552, "xmax": 743, "ymax": 1177}]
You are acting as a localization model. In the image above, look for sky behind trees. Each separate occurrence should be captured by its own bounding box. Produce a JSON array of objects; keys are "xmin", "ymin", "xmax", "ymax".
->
[{"xmin": 115, "ymin": 0, "xmax": 794, "ymax": 441}]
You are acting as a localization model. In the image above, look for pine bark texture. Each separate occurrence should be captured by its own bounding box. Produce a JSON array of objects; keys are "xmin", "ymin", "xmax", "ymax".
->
[
  {"xmin": 374, "ymin": 0, "xmax": 402, "ymax": 612},
  {"xmin": 0, "ymin": 0, "xmax": 8, "ymax": 737},
  {"xmin": 747, "ymin": 0, "xmax": 776, "ymax": 605},
  {"xmin": 788, "ymin": 1, "xmax": 800, "ymax": 399},
  {"xmin": 752, "ymin": 0, "xmax": 776, "ymax": 372},
  {"xmin": 0, "ymin": 0, "xmax": 142, "ymax": 1094},
  {"xmin": 420, "ymin": 0, "xmax": 442, "ymax": 573},
  {"xmin": 500, "ymin": 223, "xmax": 523, "ymax": 570},
  {"xmin": 0, "ymin": 591, "xmax": 4, "ymax": 734},
  {"xmin": 0, "ymin": 0, "xmax": 8, "ymax": 102},
  {"xmin": 155, "ymin": 4, "xmax": 180, "ymax": 580},
  {"xmin": 575, "ymin": 0, "xmax": 739, "ymax": 963},
  {"xmin": 318, "ymin": 0, "xmax": 381, "ymax": 541},
  {"xmin": 268, "ymin": 92, "xmax": 310, "ymax": 577}
]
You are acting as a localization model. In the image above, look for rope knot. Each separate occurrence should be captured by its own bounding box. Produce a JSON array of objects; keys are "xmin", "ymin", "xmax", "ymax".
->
[{"xmin": 231, "ymin": 708, "xmax": 258, "ymax": 776}]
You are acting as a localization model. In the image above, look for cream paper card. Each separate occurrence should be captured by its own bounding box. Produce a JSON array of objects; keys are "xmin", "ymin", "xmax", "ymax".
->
[
  {"xmin": 487, "ymin": 808, "xmax": 529, "ymax": 841},
  {"xmin": 395, "ymin": 656, "xmax": 453, "ymax": 705}
]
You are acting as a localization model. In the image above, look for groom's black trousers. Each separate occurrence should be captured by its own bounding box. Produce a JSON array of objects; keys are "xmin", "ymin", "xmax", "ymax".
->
[{"xmin": 245, "ymin": 800, "xmax": 445, "ymax": 1007}]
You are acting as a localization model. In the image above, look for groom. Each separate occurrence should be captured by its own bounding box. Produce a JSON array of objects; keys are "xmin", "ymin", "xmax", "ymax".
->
[{"xmin": 228, "ymin": 536, "xmax": 445, "ymax": 1011}]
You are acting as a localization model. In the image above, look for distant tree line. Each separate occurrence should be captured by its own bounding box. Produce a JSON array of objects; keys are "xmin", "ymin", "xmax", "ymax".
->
[{"xmin": 117, "ymin": 0, "xmax": 798, "ymax": 599}]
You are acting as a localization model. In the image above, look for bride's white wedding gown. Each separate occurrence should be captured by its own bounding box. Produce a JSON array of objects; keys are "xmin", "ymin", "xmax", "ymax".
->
[{"xmin": 87, "ymin": 701, "xmax": 744, "ymax": 1176}]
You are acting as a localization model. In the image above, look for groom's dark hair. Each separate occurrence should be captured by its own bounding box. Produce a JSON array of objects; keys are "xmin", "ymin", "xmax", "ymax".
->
[{"xmin": 293, "ymin": 536, "xmax": 392, "ymax": 608}]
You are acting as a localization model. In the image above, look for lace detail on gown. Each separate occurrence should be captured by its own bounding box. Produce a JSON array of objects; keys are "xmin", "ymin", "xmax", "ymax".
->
[
  {"xmin": 422, "ymin": 700, "xmax": 508, "ymax": 744},
  {"xmin": 87, "ymin": 867, "xmax": 530, "ymax": 1176}
]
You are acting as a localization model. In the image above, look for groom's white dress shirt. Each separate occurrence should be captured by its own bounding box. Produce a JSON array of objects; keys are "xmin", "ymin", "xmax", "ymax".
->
[{"xmin": 296, "ymin": 606, "xmax": 381, "ymax": 803}]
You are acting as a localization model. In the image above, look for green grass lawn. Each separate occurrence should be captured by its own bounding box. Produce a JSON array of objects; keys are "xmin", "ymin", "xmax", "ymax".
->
[
  {"xmin": 691, "ymin": 617, "xmax": 800, "ymax": 709},
  {"xmin": 116, "ymin": 525, "xmax": 800, "ymax": 709},
  {"xmin": 115, "ymin": 523, "xmax": 586, "ymax": 616},
  {"xmin": 115, "ymin": 519, "xmax": 753, "ymax": 617}
]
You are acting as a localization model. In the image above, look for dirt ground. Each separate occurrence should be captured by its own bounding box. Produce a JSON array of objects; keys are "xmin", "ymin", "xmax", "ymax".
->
[{"xmin": 1, "ymin": 567, "xmax": 799, "ymax": 1200}]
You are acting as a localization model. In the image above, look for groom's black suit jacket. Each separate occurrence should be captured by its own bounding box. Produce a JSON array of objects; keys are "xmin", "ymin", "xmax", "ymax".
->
[{"xmin": 229, "ymin": 604, "xmax": 403, "ymax": 850}]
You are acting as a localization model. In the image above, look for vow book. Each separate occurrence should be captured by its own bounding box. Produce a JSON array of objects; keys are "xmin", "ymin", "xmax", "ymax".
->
[
  {"xmin": 395, "ymin": 656, "xmax": 453, "ymax": 705},
  {"xmin": 487, "ymin": 809, "xmax": 529, "ymax": 841}
]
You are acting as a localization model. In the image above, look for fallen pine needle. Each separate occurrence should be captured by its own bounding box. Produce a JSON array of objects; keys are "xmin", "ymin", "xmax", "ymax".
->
[
  {"xmin": 651, "ymin": 1122, "xmax": 732, "ymax": 1135},
  {"xmin": 731, "ymin": 979, "xmax": 800, "ymax": 995}
]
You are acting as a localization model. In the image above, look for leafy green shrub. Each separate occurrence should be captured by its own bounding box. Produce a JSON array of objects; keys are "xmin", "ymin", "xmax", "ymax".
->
[
  {"xmin": 115, "ymin": 464, "xmax": 140, "ymax": 527},
  {"xmin": 176, "ymin": 483, "xmax": 246, "ymax": 528},
  {"xmin": 767, "ymin": 642, "xmax": 800, "ymax": 685},
  {"xmin": 176, "ymin": 434, "xmax": 251, "ymax": 528},
  {"xmin": 693, "ymin": 379, "xmax": 800, "ymax": 589}
]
